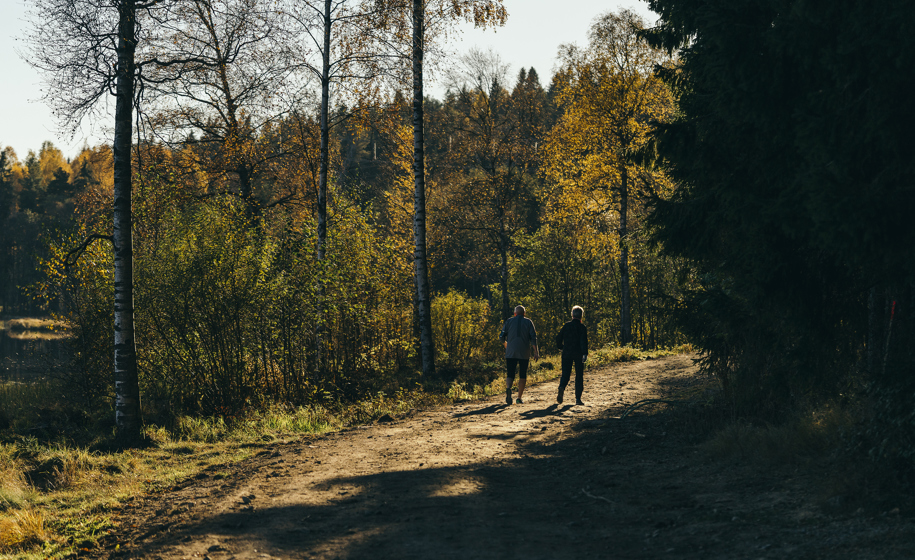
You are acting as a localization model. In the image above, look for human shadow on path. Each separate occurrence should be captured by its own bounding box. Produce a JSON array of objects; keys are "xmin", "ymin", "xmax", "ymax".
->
[
  {"xmin": 451, "ymin": 403, "xmax": 511, "ymax": 418},
  {"xmin": 518, "ymin": 404, "xmax": 573, "ymax": 420}
]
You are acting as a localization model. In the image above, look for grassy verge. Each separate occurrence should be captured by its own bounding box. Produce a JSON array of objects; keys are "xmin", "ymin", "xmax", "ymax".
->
[
  {"xmin": 700, "ymin": 404, "xmax": 854, "ymax": 464},
  {"xmin": 0, "ymin": 344, "xmax": 690, "ymax": 558},
  {"xmin": 692, "ymin": 403, "xmax": 911, "ymax": 513}
]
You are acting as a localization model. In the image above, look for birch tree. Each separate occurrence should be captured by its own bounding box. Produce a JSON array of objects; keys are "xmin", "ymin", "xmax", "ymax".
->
[
  {"xmin": 26, "ymin": 0, "xmax": 172, "ymax": 441},
  {"xmin": 404, "ymin": 0, "xmax": 507, "ymax": 376},
  {"xmin": 286, "ymin": 0, "xmax": 401, "ymax": 370}
]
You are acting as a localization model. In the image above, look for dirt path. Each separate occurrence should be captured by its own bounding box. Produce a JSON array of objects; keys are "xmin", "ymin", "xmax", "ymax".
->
[{"xmin": 102, "ymin": 355, "xmax": 914, "ymax": 559}]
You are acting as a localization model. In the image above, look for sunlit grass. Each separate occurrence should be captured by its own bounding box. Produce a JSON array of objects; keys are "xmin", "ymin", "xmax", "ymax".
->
[
  {"xmin": 0, "ymin": 508, "xmax": 50, "ymax": 553},
  {"xmin": 586, "ymin": 343, "xmax": 693, "ymax": 367},
  {"xmin": 0, "ymin": 318, "xmax": 69, "ymax": 341},
  {"xmin": 0, "ymin": 318, "xmax": 61, "ymax": 332}
]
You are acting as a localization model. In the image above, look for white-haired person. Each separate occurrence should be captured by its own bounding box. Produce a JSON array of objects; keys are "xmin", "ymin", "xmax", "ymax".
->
[
  {"xmin": 555, "ymin": 305, "xmax": 589, "ymax": 405},
  {"xmin": 499, "ymin": 305, "xmax": 539, "ymax": 404}
]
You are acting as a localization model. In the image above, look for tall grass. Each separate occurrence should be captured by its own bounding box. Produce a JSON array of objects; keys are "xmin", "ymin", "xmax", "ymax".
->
[
  {"xmin": 701, "ymin": 404, "xmax": 853, "ymax": 464},
  {"xmin": 0, "ymin": 508, "xmax": 49, "ymax": 552}
]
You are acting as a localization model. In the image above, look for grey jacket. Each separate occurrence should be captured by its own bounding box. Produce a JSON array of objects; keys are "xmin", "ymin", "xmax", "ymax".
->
[{"xmin": 499, "ymin": 316, "xmax": 538, "ymax": 360}]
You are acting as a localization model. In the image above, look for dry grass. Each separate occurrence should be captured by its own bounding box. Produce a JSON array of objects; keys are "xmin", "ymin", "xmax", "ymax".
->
[
  {"xmin": 587, "ymin": 343, "xmax": 693, "ymax": 366},
  {"xmin": 0, "ymin": 508, "xmax": 50, "ymax": 551},
  {"xmin": 0, "ymin": 318, "xmax": 64, "ymax": 333},
  {"xmin": 5, "ymin": 331, "xmax": 70, "ymax": 341},
  {"xmin": 702, "ymin": 404, "xmax": 853, "ymax": 464},
  {"xmin": 0, "ymin": 453, "xmax": 33, "ymax": 511},
  {"xmin": 0, "ymin": 437, "xmax": 259, "ymax": 558},
  {"xmin": 0, "ymin": 317, "xmax": 70, "ymax": 341}
]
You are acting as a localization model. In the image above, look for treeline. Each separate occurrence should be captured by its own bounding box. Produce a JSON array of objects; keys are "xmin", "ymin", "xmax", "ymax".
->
[
  {"xmin": 2, "ymin": 9, "xmax": 691, "ymax": 420},
  {"xmin": 0, "ymin": 143, "xmax": 103, "ymax": 313},
  {"xmin": 646, "ymin": 0, "xmax": 915, "ymax": 474}
]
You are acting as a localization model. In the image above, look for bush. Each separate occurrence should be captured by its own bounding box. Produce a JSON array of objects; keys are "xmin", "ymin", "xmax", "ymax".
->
[
  {"xmin": 431, "ymin": 291, "xmax": 491, "ymax": 368},
  {"xmin": 44, "ymin": 196, "xmax": 416, "ymax": 419}
]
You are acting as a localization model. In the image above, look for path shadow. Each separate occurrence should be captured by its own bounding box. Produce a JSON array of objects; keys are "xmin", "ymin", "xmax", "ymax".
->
[
  {"xmin": 111, "ymin": 395, "xmax": 882, "ymax": 560},
  {"xmin": 119, "ymin": 419, "xmax": 679, "ymax": 560},
  {"xmin": 451, "ymin": 403, "xmax": 511, "ymax": 418},
  {"xmin": 518, "ymin": 404, "xmax": 573, "ymax": 420}
]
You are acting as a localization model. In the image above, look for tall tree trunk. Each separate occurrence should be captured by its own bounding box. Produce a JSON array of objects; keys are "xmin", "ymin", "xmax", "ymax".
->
[
  {"xmin": 412, "ymin": 0, "xmax": 435, "ymax": 376},
  {"xmin": 867, "ymin": 286, "xmax": 876, "ymax": 373},
  {"xmin": 619, "ymin": 166, "xmax": 632, "ymax": 346},
  {"xmin": 113, "ymin": 0, "xmax": 142, "ymax": 442},
  {"xmin": 238, "ymin": 164, "xmax": 258, "ymax": 217},
  {"xmin": 499, "ymin": 222, "xmax": 510, "ymax": 320},
  {"xmin": 316, "ymin": 0, "xmax": 331, "ymax": 372}
]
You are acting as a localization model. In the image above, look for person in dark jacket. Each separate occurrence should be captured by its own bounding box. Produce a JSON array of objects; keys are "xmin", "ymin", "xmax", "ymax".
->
[
  {"xmin": 555, "ymin": 305, "xmax": 588, "ymax": 405},
  {"xmin": 499, "ymin": 305, "xmax": 539, "ymax": 405}
]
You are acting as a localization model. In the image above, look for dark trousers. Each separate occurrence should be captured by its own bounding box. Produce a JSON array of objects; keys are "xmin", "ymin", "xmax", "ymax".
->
[
  {"xmin": 506, "ymin": 358, "xmax": 529, "ymax": 391},
  {"xmin": 559, "ymin": 354, "xmax": 584, "ymax": 400}
]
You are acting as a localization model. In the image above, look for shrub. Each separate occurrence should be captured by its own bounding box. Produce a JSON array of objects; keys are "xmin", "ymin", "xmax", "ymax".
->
[
  {"xmin": 43, "ymin": 197, "xmax": 416, "ymax": 418},
  {"xmin": 431, "ymin": 291, "xmax": 491, "ymax": 368}
]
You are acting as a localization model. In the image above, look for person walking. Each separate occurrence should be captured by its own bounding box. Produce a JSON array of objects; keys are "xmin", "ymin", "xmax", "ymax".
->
[
  {"xmin": 499, "ymin": 305, "xmax": 539, "ymax": 404},
  {"xmin": 556, "ymin": 305, "xmax": 589, "ymax": 405}
]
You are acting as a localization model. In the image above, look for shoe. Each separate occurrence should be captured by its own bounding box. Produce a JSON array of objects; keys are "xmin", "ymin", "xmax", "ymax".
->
[
  {"xmin": 506, "ymin": 393, "xmax": 513, "ymax": 405},
  {"xmin": 516, "ymin": 398, "xmax": 523, "ymax": 404},
  {"xmin": 576, "ymin": 399, "xmax": 585, "ymax": 406},
  {"xmin": 557, "ymin": 394, "xmax": 563, "ymax": 404}
]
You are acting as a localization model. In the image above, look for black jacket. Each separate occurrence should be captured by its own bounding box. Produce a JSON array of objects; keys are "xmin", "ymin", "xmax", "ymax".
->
[{"xmin": 556, "ymin": 319, "xmax": 588, "ymax": 356}]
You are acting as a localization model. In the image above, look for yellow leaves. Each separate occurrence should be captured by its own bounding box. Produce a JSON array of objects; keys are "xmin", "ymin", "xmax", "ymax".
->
[
  {"xmin": 441, "ymin": 0, "xmax": 507, "ymax": 25},
  {"xmin": 541, "ymin": 9, "xmax": 676, "ymax": 226},
  {"xmin": 37, "ymin": 141, "xmax": 72, "ymax": 188}
]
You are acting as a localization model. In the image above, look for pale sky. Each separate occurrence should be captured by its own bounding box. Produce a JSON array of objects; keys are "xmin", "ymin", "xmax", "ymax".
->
[{"xmin": 0, "ymin": 0, "xmax": 657, "ymax": 160}]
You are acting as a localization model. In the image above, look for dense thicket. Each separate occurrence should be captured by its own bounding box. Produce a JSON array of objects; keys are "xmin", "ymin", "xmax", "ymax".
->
[{"xmin": 646, "ymin": 0, "xmax": 915, "ymax": 469}]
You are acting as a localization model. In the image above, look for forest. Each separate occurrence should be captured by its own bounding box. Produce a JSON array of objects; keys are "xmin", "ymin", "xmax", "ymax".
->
[
  {"xmin": 2, "ymin": 0, "xmax": 915, "ymax": 555},
  {"xmin": 1, "ymin": 4, "xmax": 688, "ymax": 426}
]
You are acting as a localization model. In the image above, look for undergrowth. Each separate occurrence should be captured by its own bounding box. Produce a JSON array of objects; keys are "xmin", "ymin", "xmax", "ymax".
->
[{"xmin": 701, "ymin": 404, "xmax": 854, "ymax": 464}]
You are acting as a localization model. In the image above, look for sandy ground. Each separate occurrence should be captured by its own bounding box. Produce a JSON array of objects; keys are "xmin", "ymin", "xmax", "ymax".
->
[{"xmin": 97, "ymin": 355, "xmax": 915, "ymax": 559}]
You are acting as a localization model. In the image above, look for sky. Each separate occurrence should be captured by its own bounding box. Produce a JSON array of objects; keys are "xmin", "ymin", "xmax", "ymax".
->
[{"xmin": 0, "ymin": 0, "xmax": 658, "ymax": 160}]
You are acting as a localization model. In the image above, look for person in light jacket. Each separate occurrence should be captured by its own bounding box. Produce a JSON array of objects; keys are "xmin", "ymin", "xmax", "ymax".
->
[
  {"xmin": 499, "ymin": 305, "xmax": 539, "ymax": 405},
  {"xmin": 555, "ymin": 305, "xmax": 589, "ymax": 405}
]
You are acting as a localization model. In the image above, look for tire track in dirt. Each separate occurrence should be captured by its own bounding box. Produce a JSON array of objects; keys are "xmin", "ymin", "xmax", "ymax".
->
[{"xmin": 99, "ymin": 355, "xmax": 915, "ymax": 559}]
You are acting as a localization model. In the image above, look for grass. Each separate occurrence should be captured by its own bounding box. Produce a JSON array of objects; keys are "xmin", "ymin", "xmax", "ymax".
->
[
  {"xmin": 0, "ymin": 343, "xmax": 692, "ymax": 558},
  {"xmin": 586, "ymin": 343, "xmax": 693, "ymax": 367},
  {"xmin": 0, "ymin": 318, "xmax": 61, "ymax": 333},
  {"xmin": 0, "ymin": 509, "xmax": 49, "ymax": 552},
  {"xmin": 701, "ymin": 404, "xmax": 854, "ymax": 465},
  {"xmin": 693, "ymin": 403, "xmax": 913, "ymax": 514},
  {"xmin": 0, "ymin": 318, "xmax": 68, "ymax": 341}
]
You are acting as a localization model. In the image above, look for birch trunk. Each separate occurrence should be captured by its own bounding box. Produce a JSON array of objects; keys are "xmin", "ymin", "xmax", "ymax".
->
[
  {"xmin": 316, "ymin": 0, "xmax": 331, "ymax": 371},
  {"xmin": 619, "ymin": 166, "xmax": 632, "ymax": 346},
  {"xmin": 113, "ymin": 0, "xmax": 142, "ymax": 441},
  {"xmin": 412, "ymin": 0, "xmax": 435, "ymax": 376},
  {"xmin": 499, "ymin": 224, "xmax": 510, "ymax": 320}
]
